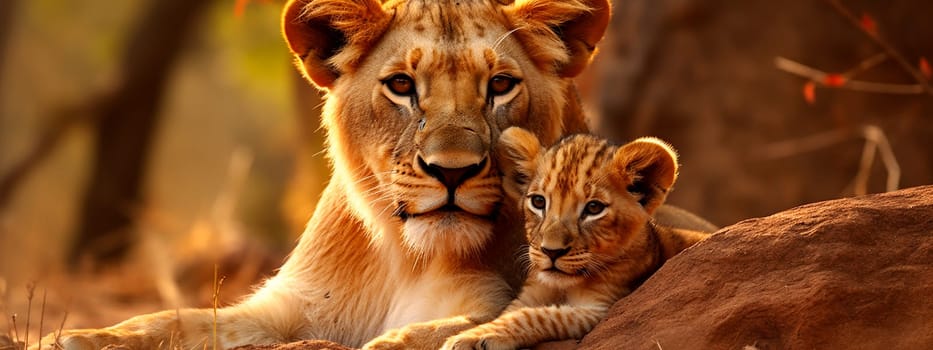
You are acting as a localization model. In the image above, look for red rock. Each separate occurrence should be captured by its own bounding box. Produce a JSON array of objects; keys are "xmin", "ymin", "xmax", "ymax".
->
[{"xmin": 578, "ymin": 185, "xmax": 933, "ymax": 350}]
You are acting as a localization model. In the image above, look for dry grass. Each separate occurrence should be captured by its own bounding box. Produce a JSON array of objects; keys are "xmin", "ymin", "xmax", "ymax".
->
[
  {"xmin": 1, "ymin": 147, "xmax": 278, "ymax": 350},
  {"xmin": 23, "ymin": 283, "xmax": 33, "ymax": 349},
  {"xmin": 212, "ymin": 264, "xmax": 226, "ymax": 350},
  {"xmin": 1, "ymin": 284, "xmax": 35, "ymax": 350},
  {"xmin": 2, "ymin": 263, "xmax": 242, "ymax": 350}
]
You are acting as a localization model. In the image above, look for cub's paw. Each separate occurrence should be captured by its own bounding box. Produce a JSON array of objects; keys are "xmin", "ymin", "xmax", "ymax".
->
[
  {"xmin": 363, "ymin": 321, "xmax": 472, "ymax": 350},
  {"xmin": 441, "ymin": 334, "xmax": 514, "ymax": 350},
  {"xmin": 363, "ymin": 326, "xmax": 430, "ymax": 350},
  {"xmin": 360, "ymin": 331, "xmax": 405, "ymax": 350}
]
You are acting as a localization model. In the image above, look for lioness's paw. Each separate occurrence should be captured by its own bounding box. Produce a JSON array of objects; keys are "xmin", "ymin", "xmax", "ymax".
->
[
  {"xmin": 441, "ymin": 334, "xmax": 514, "ymax": 350},
  {"xmin": 30, "ymin": 330, "xmax": 151, "ymax": 350},
  {"xmin": 29, "ymin": 333, "xmax": 95, "ymax": 350}
]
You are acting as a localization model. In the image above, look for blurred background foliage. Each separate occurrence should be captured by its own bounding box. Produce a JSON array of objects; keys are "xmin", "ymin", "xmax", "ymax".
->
[{"xmin": 1, "ymin": 0, "xmax": 321, "ymax": 290}]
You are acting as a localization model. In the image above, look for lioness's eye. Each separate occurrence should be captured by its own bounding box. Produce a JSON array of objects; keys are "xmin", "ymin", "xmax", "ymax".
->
[
  {"xmin": 384, "ymin": 74, "xmax": 415, "ymax": 96},
  {"xmin": 529, "ymin": 194, "xmax": 546, "ymax": 210},
  {"xmin": 488, "ymin": 75, "xmax": 520, "ymax": 96},
  {"xmin": 583, "ymin": 200, "xmax": 606, "ymax": 217}
]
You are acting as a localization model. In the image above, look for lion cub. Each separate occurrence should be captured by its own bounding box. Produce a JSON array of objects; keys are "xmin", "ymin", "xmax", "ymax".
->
[{"xmin": 442, "ymin": 127, "xmax": 712, "ymax": 350}]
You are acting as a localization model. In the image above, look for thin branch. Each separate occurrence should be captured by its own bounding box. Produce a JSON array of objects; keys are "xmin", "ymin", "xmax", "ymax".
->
[
  {"xmin": 854, "ymin": 131, "xmax": 878, "ymax": 196},
  {"xmin": 842, "ymin": 52, "xmax": 887, "ymax": 78},
  {"xmin": 775, "ymin": 57, "xmax": 925, "ymax": 95},
  {"xmin": 844, "ymin": 80, "xmax": 925, "ymax": 94},
  {"xmin": 757, "ymin": 124, "xmax": 900, "ymax": 195},
  {"xmin": 822, "ymin": 0, "xmax": 933, "ymax": 95},
  {"xmin": 855, "ymin": 125, "xmax": 899, "ymax": 194},
  {"xmin": 775, "ymin": 57, "xmax": 826, "ymax": 80},
  {"xmin": 756, "ymin": 127, "xmax": 851, "ymax": 159}
]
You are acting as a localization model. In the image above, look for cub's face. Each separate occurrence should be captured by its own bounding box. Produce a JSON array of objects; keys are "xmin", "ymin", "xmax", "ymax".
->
[
  {"xmin": 497, "ymin": 127, "xmax": 678, "ymax": 288},
  {"xmin": 282, "ymin": 0, "xmax": 610, "ymax": 258}
]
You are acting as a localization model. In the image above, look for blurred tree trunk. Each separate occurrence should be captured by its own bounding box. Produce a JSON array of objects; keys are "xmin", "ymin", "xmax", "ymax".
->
[
  {"xmin": 0, "ymin": 0, "xmax": 19, "ymax": 103},
  {"xmin": 70, "ymin": 0, "xmax": 214, "ymax": 268}
]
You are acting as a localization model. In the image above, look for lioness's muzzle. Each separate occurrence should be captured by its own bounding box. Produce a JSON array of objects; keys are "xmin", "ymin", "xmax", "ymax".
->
[{"xmin": 417, "ymin": 124, "xmax": 489, "ymax": 191}]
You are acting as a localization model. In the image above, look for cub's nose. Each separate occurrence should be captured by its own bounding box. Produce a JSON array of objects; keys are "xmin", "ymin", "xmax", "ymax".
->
[
  {"xmin": 540, "ymin": 246, "xmax": 571, "ymax": 262},
  {"xmin": 419, "ymin": 156, "xmax": 486, "ymax": 191}
]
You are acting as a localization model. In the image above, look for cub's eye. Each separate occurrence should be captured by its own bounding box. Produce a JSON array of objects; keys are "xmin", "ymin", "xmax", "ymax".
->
[
  {"xmin": 488, "ymin": 75, "xmax": 520, "ymax": 96},
  {"xmin": 583, "ymin": 200, "xmax": 606, "ymax": 217},
  {"xmin": 384, "ymin": 74, "xmax": 415, "ymax": 96},
  {"xmin": 529, "ymin": 194, "xmax": 547, "ymax": 210}
]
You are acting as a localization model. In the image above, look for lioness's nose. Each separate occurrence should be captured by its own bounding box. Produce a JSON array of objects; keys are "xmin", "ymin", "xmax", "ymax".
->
[
  {"xmin": 420, "ymin": 156, "xmax": 486, "ymax": 191},
  {"xmin": 418, "ymin": 125, "xmax": 488, "ymax": 190},
  {"xmin": 420, "ymin": 125, "xmax": 486, "ymax": 168}
]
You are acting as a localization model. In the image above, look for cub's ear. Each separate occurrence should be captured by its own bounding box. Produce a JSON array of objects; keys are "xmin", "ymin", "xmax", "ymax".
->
[
  {"xmin": 504, "ymin": 0, "xmax": 611, "ymax": 77},
  {"xmin": 613, "ymin": 137, "xmax": 679, "ymax": 215},
  {"xmin": 496, "ymin": 127, "xmax": 544, "ymax": 201},
  {"xmin": 282, "ymin": 0, "xmax": 390, "ymax": 89}
]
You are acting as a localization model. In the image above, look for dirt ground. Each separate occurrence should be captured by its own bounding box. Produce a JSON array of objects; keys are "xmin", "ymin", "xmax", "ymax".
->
[{"xmin": 1, "ymin": 242, "xmax": 278, "ymax": 347}]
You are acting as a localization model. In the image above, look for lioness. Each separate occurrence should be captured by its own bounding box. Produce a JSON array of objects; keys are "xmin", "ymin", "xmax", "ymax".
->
[{"xmin": 37, "ymin": 0, "xmax": 709, "ymax": 349}]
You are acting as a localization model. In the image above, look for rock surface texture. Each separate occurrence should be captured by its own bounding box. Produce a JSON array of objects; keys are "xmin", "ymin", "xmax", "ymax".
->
[
  {"xmin": 234, "ymin": 185, "xmax": 933, "ymax": 350},
  {"xmin": 579, "ymin": 185, "xmax": 933, "ymax": 350}
]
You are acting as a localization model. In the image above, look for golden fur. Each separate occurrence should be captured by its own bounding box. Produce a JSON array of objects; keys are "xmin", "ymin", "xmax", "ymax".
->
[
  {"xmin": 37, "ymin": 0, "xmax": 612, "ymax": 349},
  {"xmin": 443, "ymin": 127, "xmax": 713, "ymax": 349}
]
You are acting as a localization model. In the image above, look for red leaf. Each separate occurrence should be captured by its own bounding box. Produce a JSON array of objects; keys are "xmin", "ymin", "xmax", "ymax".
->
[
  {"xmin": 803, "ymin": 81, "xmax": 816, "ymax": 105},
  {"xmin": 920, "ymin": 57, "xmax": 932, "ymax": 80},
  {"xmin": 860, "ymin": 13, "xmax": 878, "ymax": 35},
  {"xmin": 234, "ymin": 0, "xmax": 249, "ymax": 18},
  {"xmin": 823, "ymin": 73, "xmax": 847, "ymax": 87}
]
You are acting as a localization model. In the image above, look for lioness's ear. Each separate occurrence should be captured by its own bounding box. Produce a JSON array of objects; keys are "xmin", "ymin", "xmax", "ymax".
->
[
  {"xmin": 504, "ymin": 0, "xmax": 611, "ymax": 77},
  {"xmin": 282, "ymin": 0, "xmax": 391, "ymax": 89},
  {"xmin": 497, "ymin": 127, "xmax": 544, "ymax": 200},
  {"xmin": 613, "ymin": 137, "xmax": 679, "ymax": 215}
]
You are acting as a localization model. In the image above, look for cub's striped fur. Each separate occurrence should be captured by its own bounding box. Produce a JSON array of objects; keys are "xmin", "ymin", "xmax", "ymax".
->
[{"xmin": 443, "ymin": 127, "xmax": 713, "ymax": 350}]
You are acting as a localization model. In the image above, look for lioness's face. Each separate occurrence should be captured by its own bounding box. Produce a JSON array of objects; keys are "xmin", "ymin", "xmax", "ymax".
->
[{"xmin": 283, "ymin": 0, "xmax": 610, "ymax": 258}]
